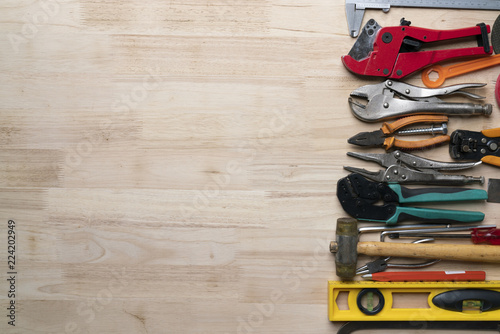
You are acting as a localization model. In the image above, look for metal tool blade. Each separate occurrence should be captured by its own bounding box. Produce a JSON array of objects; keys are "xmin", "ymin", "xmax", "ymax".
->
[
  {"xmin": 487, "ymin": 178, "xmax": 500, "ymax": 203},
  {"xmin": 345, "ymin": 0, "xmax": 500, "ymax": 38},
  {"xmin": 347, "ymin": 130, "xmax": 384, "ymax": 147},
  {"xmin": 347, "ymin": 150, "xmax": 482, "ymax": 170},
  {"xmin": 343, "ymin": 166, "xmax": 384, "ymax": 182},
  {"xmin": 349, "ymin": 93, "xmax": 493, "ymax": 122},
  {"xmin": 347, "ymin": 19, "xmax": 381, "ymax": 60},
  {"xmin": 344, "ymin": 164, "xmax": 484, "ymax": 185}
]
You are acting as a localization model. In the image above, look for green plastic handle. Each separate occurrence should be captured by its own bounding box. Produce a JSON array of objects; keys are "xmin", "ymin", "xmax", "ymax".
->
[
  {"xmin": 388, "ymin": 184, "xmax": 488, "ymax": 203},
  {"xmin": 386, "ymin": 207, "xmax": 485, "ymax": 225}
]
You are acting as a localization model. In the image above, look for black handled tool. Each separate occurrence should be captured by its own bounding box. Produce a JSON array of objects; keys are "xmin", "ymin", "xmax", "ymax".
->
[{"xmin": 337, "ymin": 321, "xmax": 500, "ymax": 334}]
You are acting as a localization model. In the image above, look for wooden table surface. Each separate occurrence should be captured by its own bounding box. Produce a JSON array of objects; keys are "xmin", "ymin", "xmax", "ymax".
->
[{"xmin": 1, "ymin": 1, "xmax": 500, "ymax": 333}]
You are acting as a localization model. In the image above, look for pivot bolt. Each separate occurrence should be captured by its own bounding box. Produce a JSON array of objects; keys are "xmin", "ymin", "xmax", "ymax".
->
[{"xmin": 396, "ymin": 123, "xmax": 447, "ymax": 136}]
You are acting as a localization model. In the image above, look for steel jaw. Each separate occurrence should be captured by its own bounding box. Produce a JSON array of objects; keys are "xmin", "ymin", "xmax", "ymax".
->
[
  {"xmin": 348, "ymin": 81, "xmax": 492, "ymax": 122},
  {"xmin": 344, "ymin": 150, "xmax": 484, "ymax": 186}
]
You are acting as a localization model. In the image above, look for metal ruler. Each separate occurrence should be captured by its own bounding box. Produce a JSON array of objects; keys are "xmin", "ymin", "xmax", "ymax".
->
[
  {"xmin": 346, "ymin": 0, "xmax": 500, "ymax": 37},
  {"xmin": 329, "ymin": 280, "xmax": 500, "ymax": 321}
]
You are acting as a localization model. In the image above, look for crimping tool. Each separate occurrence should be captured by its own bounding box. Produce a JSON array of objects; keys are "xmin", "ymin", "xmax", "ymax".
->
[{"xmin": 337, "ymin": 173, "xmax": 487, "ymax": 224}]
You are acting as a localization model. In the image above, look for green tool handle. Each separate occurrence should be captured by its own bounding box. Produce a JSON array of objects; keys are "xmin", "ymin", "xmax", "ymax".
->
[
  {"xmin": 389, "ymin": 184, "xmax": 488, "ymax": 203},
  {"xmin": 386, "ymin": 207, "xmax": 485, "ymax": 225}
]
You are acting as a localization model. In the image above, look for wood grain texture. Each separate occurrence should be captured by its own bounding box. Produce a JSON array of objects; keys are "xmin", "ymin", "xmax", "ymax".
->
[{"xmin": 1, "ymin": 1, "xmax": 499, "ymax": 333}]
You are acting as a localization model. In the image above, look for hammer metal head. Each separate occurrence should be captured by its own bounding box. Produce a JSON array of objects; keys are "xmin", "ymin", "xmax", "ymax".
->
[{"xmin": 331, "ymin": 217, "xmax": 358, "ymax": 280}]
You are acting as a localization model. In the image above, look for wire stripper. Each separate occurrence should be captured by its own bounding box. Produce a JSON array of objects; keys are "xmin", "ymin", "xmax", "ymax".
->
[{"xmin": 450, "ymin": 128, "xmax": 500, "ymax": 166}]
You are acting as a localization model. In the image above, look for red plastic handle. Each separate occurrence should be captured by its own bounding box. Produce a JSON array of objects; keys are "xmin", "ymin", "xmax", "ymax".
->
[{"xmin": 472, "ymin": 228, "xmax": 500, "ymax": 245}]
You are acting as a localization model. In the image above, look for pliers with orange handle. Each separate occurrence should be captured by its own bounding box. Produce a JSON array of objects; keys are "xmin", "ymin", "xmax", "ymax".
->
[
  {"xmin": 348, "ymin": 115, "xmax": 450, "ymax": 150},
  {"xmin": 450, "ymin": 128, "xmax": 500, "ymax": 166}
]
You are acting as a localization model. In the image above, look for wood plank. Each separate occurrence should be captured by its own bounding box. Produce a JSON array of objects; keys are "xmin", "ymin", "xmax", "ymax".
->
[{"xmin": 1, "ymin": 1, "xmax": 499, "ymax": 332}]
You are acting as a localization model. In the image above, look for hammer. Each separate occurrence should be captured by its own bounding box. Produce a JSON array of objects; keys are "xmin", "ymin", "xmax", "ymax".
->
[{"xmin": 330, "ymin": 217, "xmax": 500, "ymax": 280}]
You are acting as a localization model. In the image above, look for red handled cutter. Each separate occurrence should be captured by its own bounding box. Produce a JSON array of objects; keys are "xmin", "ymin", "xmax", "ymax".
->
[{"xmin": 342, "ymin": 19, "xmax": 491, "ymax": 80}]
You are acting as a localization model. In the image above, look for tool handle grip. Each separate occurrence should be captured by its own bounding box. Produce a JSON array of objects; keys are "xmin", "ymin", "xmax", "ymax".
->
[
  {"xmin": 481, "ymin": 128, "xmax": 500, "ymax": 166},
  {"xmin": 387, "ymin": 207, "xmax": 484, "ymax": 225},
  {"xmin": 389, "ymin": 135, "xmax": 450, "ymax": 150},
  {"xmin": 389, "ymin": 184, "xmax": 488, "ymax": 203},
  {"xmin": 481, "ymin": 156, "xmax": 500, "ymax": 166},
  {"xmin": 472, "ymin": 228, "xmax": 500, "ymax": 245},
  {"xmin": 482, "ymin": 127, "xmax": 500, "ymax": 137},
  {"xmin": 381, "ymin": 115, "xmax": 449, "ymax": 134},
  {"xmin": 358, "ymin": 241, "xmax": 500, "ymax": 263}
]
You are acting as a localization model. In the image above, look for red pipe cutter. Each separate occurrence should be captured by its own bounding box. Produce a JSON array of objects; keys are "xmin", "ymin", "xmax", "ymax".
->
[{"xmin": 342, "ymin": 19, "xmax": 491, "ymax": 80}]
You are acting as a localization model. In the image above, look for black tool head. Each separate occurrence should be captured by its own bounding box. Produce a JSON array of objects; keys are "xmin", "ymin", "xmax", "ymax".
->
[
  {"xmin": 449, "ymin": 129, "xmax": 499, "ymax": 161},
  {"xmin": 348, "ymin": 130, "xmax": 385, "ymax": 147},
  {"xmin": 492, "ymin": 14, "xmax": 500, "ymax": 54},
  {"xmin": 336, "ymin": 173, "xmax": 397, "ymax": 222}
]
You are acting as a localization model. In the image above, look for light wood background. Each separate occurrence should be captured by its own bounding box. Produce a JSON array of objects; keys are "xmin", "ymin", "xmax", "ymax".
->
[{"xmin": 1, "ymin": 1, "xmax": 499, "ymax": 333}]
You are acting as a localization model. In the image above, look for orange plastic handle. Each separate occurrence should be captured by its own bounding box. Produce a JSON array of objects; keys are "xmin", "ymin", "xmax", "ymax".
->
[
  {"xmin": 383, "ymin": 135, "xmax": 450, "ymax": 150},
  {"xmin": 422, "ymin": 54, "xmax": 500, "ymax": 88},
  {"xmin": 481, "ymin": 156, "xmax": 500, "ymax": 167},
  {"xmin": 482, "ymin": 127, "xmax": 500, "ymax": 138},
  {"xmin": 381, "ymin": 115, "xmax": 449, "ymax": 135}
]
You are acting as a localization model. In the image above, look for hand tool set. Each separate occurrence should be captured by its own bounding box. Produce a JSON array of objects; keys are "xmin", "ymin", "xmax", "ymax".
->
[
  {"xmin": 330, "ymin": 8, "xmax": 500, "ymax": 333},
  {"xmin": 330, "ymin": 218, "xmax": 500, "ymax": 280},
  {"xmin": 422, "ymin": 15, "xmax": 500, "ymax": 88},
  {"xmin": 357, "ymin": 224, "xmax": 497, "ymax": 275}
]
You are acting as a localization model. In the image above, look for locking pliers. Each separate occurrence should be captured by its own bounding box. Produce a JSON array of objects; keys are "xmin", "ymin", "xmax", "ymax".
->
[
  {"xmin": 349, "ymin": 80, "xmax": 492, "ymax": 122},
  {"xmin": 344, "ymin": 150, "xmax": 484, "ymax": 185}
]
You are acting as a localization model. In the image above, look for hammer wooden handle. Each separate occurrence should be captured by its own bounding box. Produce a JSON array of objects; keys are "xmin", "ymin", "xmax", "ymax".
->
[{"xmin": 358, "ymin": 241, "xmax": 500, "ymax": 263}]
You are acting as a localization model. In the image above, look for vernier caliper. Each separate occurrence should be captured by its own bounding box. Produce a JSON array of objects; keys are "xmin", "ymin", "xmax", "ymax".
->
[{"xmin": 346, "ymin": 0, "xmax": 500, "ymax": 37}]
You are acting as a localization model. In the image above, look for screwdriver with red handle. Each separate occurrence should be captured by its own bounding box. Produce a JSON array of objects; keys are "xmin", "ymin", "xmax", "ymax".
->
[
  {"xmin": 388, "ymin": 227, "xmax": 500, "ymax": 245},
  {"xmin": 472, "ymin": 228, "xmax": 500, "ymax": 245}
]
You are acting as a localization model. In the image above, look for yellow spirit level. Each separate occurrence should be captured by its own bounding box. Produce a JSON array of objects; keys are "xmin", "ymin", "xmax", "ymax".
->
[{"xmin": 329, "ymin": 280, "xmax": 500, "ymax": 321}]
